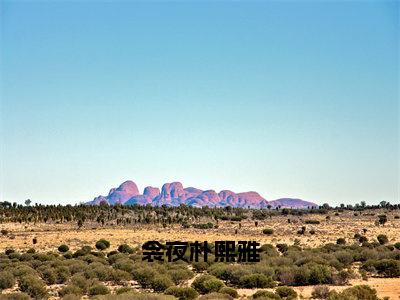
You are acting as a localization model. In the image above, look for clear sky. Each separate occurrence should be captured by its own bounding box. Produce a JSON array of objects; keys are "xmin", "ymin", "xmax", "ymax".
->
[{"xmin": 1, "ymin": 1, "xmax": 398, "ymax": 206}]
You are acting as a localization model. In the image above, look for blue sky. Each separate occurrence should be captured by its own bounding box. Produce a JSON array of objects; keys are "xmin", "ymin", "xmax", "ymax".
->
[{"xmin": 1, "ymin": 1, "xmax": 398, "ymax": 206}]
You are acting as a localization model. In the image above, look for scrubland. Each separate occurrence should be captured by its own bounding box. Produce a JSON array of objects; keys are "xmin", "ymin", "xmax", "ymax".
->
[{"xmin": 0, "ymin": 205, "xmax": 399, "ymax": 299}]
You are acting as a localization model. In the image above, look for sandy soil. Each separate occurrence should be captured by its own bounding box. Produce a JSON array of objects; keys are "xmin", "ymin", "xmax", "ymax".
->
[{"xmin": 0, "ymin": 211, "xmax": 399, "ymax": 252}]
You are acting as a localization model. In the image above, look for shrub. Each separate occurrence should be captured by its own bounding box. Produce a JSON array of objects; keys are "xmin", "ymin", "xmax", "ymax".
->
[
  {"xmin": 118, "ymin": 244, "xmax": 134, "ymax": 254},
  {"xmin": 336, "ymin": 238, "xmax": 346, "ymax": 245},
  {"xmin": 252, "ymin": 290, "xmax": 281, "ymax": 299},
  {"xmin": 334, "ymin": 250, "xmax": 353, "ymax": 266},
  {"xmin": 58, "ymin": 285, "xmax": 83, "ymax": 297},
  {"xmin": 133, "ymin": 266, "xmax": 158, "ymax": 288},
  {"xmin": 73, "ymin": 246, "xmax": 92, "ymax": 257},
  {"xmin": 377, "ymin": 234, "xmax": 389, "ymax": 245},
  {"xmin": 219, "ymin": 287, "xmax": 238, "ymax": 298},
  {"xmin": 168, "ymin": 268, "xmax": 194, "ymax": 285},
  {"xmin": 330, "ymin": 285, "xmax": 379, "ymax": 300},
  {"xmin": 95, "ymin": 239, "xmax": 111, "ymax": 250},
  {"xmin": 275, "ymin": 286, "xmax": 297, "ymax": 300},
  {"xmin": 89, "ymin": 283, "xmax": 110, "ymax": 296},
  {"xmin": 238, "ymin": 274, "xmax": 275, "ymax": 288},
  {"xmin": 360, "ymin": 269, "xmax": 368, "ymax": 281},
  {"xmin": 378, "ymin": 215, "xmax": 387, "ymax": 226},
  {"xmin": 395, "ymin": 242, "xmax": 400, "ymax": 250},
  {"xmin": 311, "ymin": 286, "xmax": 330, "ymax": 299},
  {"xmin": 192, "ymin": 261, "xmax": 209, "ymax": 272},
  {"xmin": 332, "ymin": 270, "xmax": 351, "ymax": 285},
  {"xmin": 150, "ymin": 275, "xmax": 174, "ymax": 292},
  {"xmin": 19, "ymin": 275, "xmax": 48, "ymax": 299},
  {"xmin": 373, "ymin": 259, "xmax": 400, "ymax": 277},
  {"xmin": 276, "ymin": 243, "xmax": 289, "ymax": 253},
  {"xmin": 198, "ymin": 293, "xmax": 233, "ymax": 300},
  {"xmin": 116, "ymin": 286, "xmax": 134, "ymax": 295},
  {"xmin": 0, "ymin": 293, "xmax": 31, "ymax": 300},
  {"xmin": 202, "ymin": 278, "xmax": 225, "ymax": 294},
  {"xmin": 110, "ymin": 269, "xmax": 132, "ymax": 284},
  {"xmin": 305, "ymin": 220, "xmax": 320, "ymax": 224},
  {"xmin": 5, "ymin": 249, "xmax": 15, "ymax": 255},
  {"xmin": 113, "ymin": 259, "xmax": 135, "ymax": 273},
  {"xmin": 61, "ymin": 295, "xmax": 81, "ymax": 300},
  {"xmin": 0, "ymin": 271, "xmax": 15, "ymax": 290},
  {"xmin": 58, "ymin": 244, "xmax": 69, "ymax": 253},
  {"xmin": 263, "ymin": 228, "xmax": 274, "ymax": 235},
  {"xmin": 40, "ymin": 267, "xmax": 57, "ymax": 285},
  {"xmin": 55, "ymin": 266, "xmax": 70, "ymax": 284},
  {"xmin": 193, "ymin": 223, "xmax": 214, "ymax": 229},
  {"xmin": 165, "ymin": 286, "xmax": 199, "ymax": 300},
  {"xmin": 1, "ymin": 229, "xmax": 9, "ymax": 236},
  {"xmin": 192, "ymin": 275, "xmax": 225, "ymax": 294},
  {"xmin": 308, "ymin": 265, "xmax": 332, "ymax": 285},
  {"xmin": 71, "ymin": 274, "xmax": 90, "ymax": 293}
]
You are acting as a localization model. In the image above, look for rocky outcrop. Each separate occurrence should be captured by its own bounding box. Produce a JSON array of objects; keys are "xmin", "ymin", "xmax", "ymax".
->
[
  {"xmin": 268, "ymin": 198, "xmax": 317, "ymax": 209},
  {"xmin": 87, "ymin": 180, "xmax": 318, "ymax": 208},
  {"xmin": 105, "ymin": 180, "xmax": 140, "ymax": 205}
]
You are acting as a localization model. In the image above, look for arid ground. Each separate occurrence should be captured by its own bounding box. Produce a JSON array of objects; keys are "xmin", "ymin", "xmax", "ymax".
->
[{"xmin": 0, "ymin": 208, "xmax": 399, "ymax": 299}]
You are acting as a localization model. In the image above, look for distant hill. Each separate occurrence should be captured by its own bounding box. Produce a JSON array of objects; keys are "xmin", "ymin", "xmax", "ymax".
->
[{"xmin": 87, "ymin": 180, "xmax": 318, "ymax": 209}]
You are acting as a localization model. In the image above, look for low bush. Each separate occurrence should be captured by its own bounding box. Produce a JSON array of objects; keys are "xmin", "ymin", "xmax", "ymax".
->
[
  {"xmin": 89, "ymin": 283, "xmax": 110, "ymax": 296},
  {"xmin": 115, "ymin": 287, "xmax": 134, "ymax": 295},
  {"xmin": 19, "ymin": 275, "xmax": 48, "ymax": 299},
  {"xmin": 238, "ymin": 274, "xmax": 275, "ymax": 288},
  {"xmin": 96, "ymin": 239, "xmax": 111, "ymax": 250},
  {"xmin": 193, "ymin": 223, "xmax": 214, "ymax": 229},
  {"xmin": 110, "ymin": 269, "xmax": 132, "ymax": 284},
  {"xmin": 377, "ymin": 234, "xmax": 389, "ymax": 245},
  {"xmin": 150, "ymin": 275, "xmax": 174, "ymax": 292},
  {"xmin": 168, "ymin": 268, "xmax": 194, "ymax": 285},
  {"xmin": 311, "ymin": 285, "xmax": 330, "ymax": 299},
  {"xmin": 305, "ymin": 220, "xmax": 320, "ymax": 224},
  {"xmin": 308, "ymin": 264, "xmax": 333, "ymax": 284},
  {"xmin": 275, "ymin": 286, "xmax": 297, "ymax": 300},
  {"xmin": 192, "ymin": 275, "xmax": 225, "ymax": 294},
  {"xmin": 165, "ymin": 286, "xmax": 199, "ymax": 300},
  {"xmin": 263, "ymin": 228, "xmax": 274, "ymax": 235},
  {"xmin": 58, "ymin": 244, "xmax": 69, "ymax": 253},
  {"xmin": 118, "ymin": 244, "xmax": 134, "ymax": 254},
  {"xmin": 58, "ymin": 285, "xmax": 83, "ymax": 297},
  {"xmin": 373, "ymin": 259, "xmax": 400, "ymax": 277},
  {"xmin": 395, "ymin": 242, "xmax": 400, "ymax": 250},
  {"xmin": 40, "ymin": 267, "xmax": 57, "ymax": 285},
  {"xmin": 0, "ymin": 293, "xmax": 31, "ymax": 300},
  {"xmin": 276, "ymin": 243, "xmax": 289, "ymax": 253},
  {"xmin": 198, "ymin": 292, "xmax": 233, "ymax": 300},
  {"xmin": 327, "ymin": 285, "xmax": 379, "ymax": 300},
  {"xmin": 132, "ymin": 266, "xmax": 158, "ymax": 288},
  {"xmin": 71, "ymin": 274, "xmax": 90, "ymax": 293},
  {"xmin": 252, "ymin": 290, "xmax": 281, "ymax": 299},
  {"xmin": 219, "ymin": 287, "xmax": 238, "ymax": 298},
  {"xmin": 0, "ymin": 270, "xmax": 15, "ymax": 290},
  {"xmin": 336, "ymin": 238, "xmax": 346, "ymax": 245}
]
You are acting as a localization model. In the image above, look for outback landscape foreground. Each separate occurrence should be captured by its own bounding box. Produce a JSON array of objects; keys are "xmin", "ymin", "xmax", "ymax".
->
[{"xmin": 0, "ymin": 204, "xmax": 399, "ymax": 300}]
